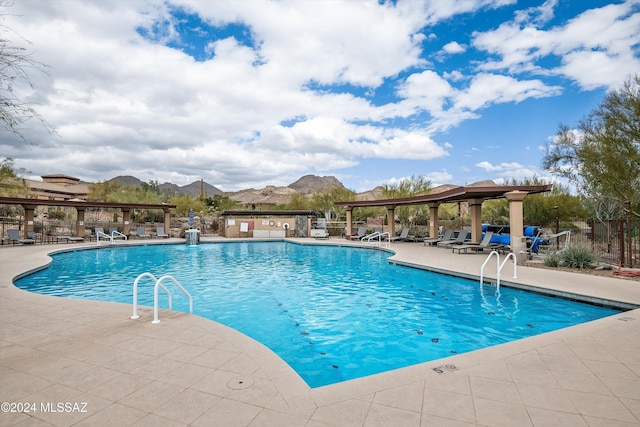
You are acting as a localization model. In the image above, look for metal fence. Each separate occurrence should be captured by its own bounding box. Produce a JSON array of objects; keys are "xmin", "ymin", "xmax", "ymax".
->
[{"xmin": 577, "ymin": 218, "xmax": 640, "ymax": 268}]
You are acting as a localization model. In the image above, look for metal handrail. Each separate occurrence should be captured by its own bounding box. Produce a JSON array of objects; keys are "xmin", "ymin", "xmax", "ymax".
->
[
  {"xmin": 153, "ymin": 275, "xmax": 193, "ymax": 324},
  {"xmin": 130, "ymin": 272, "xmax": 192, "ymax": 324},
  {"xmin": 131, "ymin": 272, "xmax": 171, "ymax": 319},
  {"xmin": 480, "ymin": 250, "xmax": 500, "ymax": 288},
  {"xmin": 480, "ymin": 251, "xmax": 517, "ymax": 290}
]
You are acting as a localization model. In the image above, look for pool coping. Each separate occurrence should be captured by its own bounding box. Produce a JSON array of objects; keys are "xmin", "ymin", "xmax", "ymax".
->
[{"xmin": 2, "ymin": 237, "xmax": 640, "ymax": 426}]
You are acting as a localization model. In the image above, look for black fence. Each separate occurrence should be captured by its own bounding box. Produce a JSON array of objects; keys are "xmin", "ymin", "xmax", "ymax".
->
[{"xmin": 578, "ymin": 218, "xmax": 640, "ymax": 268}]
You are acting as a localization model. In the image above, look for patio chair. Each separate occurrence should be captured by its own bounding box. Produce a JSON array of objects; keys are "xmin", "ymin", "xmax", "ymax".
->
[
  {"xmin": 136, "ymin": 227, "xmax": 151, "ymax": 239},
  {"xmin": 156, "ymin": 226, "xmax": 169, "ymax": 238},
  {"xmin": 314, "ymin": 230, "xmax": 330, "ymax": 239},
  {"xmin": 7, "ymin": 229, "xmax": 35, "ymax": 245},
  {"xmin": 423, "ymin": 229, "xmax": 453, "ymax": 246},
  {"xmin": 437, "ymin": 230, "xmax": 469, "ymax": 248},
  {"xmin": 387, "ymin": 228, "xmax": 410, "ymax": 242},
  {"xmin": 349, "ymin": 226, "xmax": 367, "ymax": 240},
  {"xmin": 452, "ymin": 232, "xmax": 495, "ymax": 254}
]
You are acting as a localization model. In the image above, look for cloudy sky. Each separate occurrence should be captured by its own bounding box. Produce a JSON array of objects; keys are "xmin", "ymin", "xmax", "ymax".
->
[{"xmin": 2, "ymin": 0, "xmax": 639, "ymax": 192}]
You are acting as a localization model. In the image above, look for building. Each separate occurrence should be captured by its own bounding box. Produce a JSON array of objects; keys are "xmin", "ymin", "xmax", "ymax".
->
[{"xmin": 24, "ymin": 174, "xmax": 89, "ymax": 201}]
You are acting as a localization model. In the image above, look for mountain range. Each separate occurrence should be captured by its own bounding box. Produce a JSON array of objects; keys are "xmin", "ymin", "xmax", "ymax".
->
[{"xmin": 106, "ymin": 174, "xmax": 366, "ymax": 205}]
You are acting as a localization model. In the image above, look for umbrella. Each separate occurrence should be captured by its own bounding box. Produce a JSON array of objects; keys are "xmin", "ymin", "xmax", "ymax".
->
[{"xmin": 188, "ymin": 209, "xmax": 194, "ymax": 227}]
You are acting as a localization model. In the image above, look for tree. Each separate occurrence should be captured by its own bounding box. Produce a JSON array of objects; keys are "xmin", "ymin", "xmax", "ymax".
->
[
  {"xmin": 0, "ymin": 157, "xmax": 28, "ymax": 197},
  {"xmin": 310, "ymin": 187, "xmax": 357, "ymax": 220},
  {"xmin": 382, "ymin": 175, "xmax": 432, "ymax": 226},
  {"xmin": 205, "ymin": 194, "xmax": 238, "ymax": 212},
  {"xmin": 286, "ymin": 192, "xmax": 311, "ymax": 210},
  {"xmin": 1, "ymin": 4, "xmax": 54, "ymax": 141},
  {"xmin": 170, "ymin": 194, "xmax": 206, "ymax": 217},
  {"xmin": 542, "ymin": 74, "xmax": 640, "ymax": 218},
  {"xmin": 87, "ymin": 180, "xmax": 123, "ymax": 202}
]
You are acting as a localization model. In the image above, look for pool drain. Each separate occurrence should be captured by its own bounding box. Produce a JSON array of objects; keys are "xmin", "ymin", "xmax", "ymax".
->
[{"xmin": 227, "ymin": 376, "xmax": 255, "ymax": 390}]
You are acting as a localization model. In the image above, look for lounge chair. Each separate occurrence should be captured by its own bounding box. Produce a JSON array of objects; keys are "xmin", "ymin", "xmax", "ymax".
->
[
  {"xmin": 7, "ymin": 229, "xmax": 35, "ymax": 245},
  {"xmin": 156, "ymin": 227, "xmax": 169, "ymax": 238},
  {"xmin": 423, "ymin": 229, "xmax": 453, "ymax": 246},
  {"xmin": 136, "ymin": 227, "xmax": 151, "ymax": 239},
  {"xmin": 56, "ymin": 235, "xmax": 85, "ymax": 243},
  {"xmin": 387, "ymin": 228, "xmax": 410, "ymax": 242},
  {"xmin": 314, "ymin": 230, "xmax": 330, "ymax": 239},
  {"xmin": 406, "ymin": 230, "xmax": 427, "ymax": 242},
  {"xmin": 437, "ymin": 230, "xmax": 469, "ymax": 248},
  {"xmin": 349, "ymin": 226, "xmax": 367, "ymax": 240},
  {"xmin": 452, "ymin": 232, "xmax": 495, "ymax": 254}
]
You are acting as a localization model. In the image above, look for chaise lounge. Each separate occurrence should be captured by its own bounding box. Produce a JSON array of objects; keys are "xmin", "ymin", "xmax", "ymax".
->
[
  {"xmin": 452, "ymin": 232, "xmax": 495, "ymax": 254},
  {"xmin": 136, "ymin": 227, "xmax": 151, "ymax": 239},
  {"xmin": 423, "ymin": 229, "xmax": 453, "ymax": 246},
  {"xmin": 7, "ymin": 229, "xmax": 35, "ymax": 245},
  {"xmin": 437, "ymin": 230, "xmax": 469, "ymax": 248}
]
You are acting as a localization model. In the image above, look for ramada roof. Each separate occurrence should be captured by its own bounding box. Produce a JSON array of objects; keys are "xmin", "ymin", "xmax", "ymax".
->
[{"xmin": 334, "ymin": 183, "xmax": 553, "ymax": 208}]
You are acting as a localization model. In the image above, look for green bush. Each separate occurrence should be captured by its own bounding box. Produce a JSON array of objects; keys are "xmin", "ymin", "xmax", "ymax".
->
[
  {"xmin": 544, "ymin": 251, "xmax": 562, "ymax": 267},
  {"xmin": 560, "ymin": 243, "xmax": 596, "ymax": 269}
]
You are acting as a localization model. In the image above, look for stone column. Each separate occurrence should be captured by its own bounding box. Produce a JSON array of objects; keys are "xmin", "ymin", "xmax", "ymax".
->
[
  {"xmin": 345, "ymin": 207, "xmax": 353, "ymax": 238},
  {"xmin": 386, "ymin": 206, "xmax": 396, "ymax": 237},
  {"xmin": 22, "ymin": 204, "xmax": 37, "ymax": 237},
  {"xmin": 505, "ymin": 190, "xmax": 527, "ymax": 263},
  {"xmin": 164, "ymin": 209, "xmax": 171, "ymax": 237},
  {"xmin": 122, "ymin": 209, "xmax": 131, "ymax": 235},
  {"xmin": 428, "ymin": 203, "xmax": 439, "ymax": 238},
  {"xmin": 76, "ymin": 207, "xmax": 86, "ymax": 238},
  {"xmin": 469, "ymin": 199, "xmax": 483, "ymax": 243}
]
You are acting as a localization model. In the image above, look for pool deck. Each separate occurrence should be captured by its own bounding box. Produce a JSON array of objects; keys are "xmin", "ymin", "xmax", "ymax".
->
[{"xmin": 0, "ymin": 237, "xmax": 639, "ymax": 426}]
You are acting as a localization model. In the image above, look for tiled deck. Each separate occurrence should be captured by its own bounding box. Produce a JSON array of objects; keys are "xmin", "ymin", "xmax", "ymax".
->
[{"xmin": 1, "ymin": 238, "xmax": 639, "ymax": 426}]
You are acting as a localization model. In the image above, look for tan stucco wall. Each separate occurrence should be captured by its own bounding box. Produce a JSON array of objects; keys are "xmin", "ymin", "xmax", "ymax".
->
[{"xmin": 223, "ymin": 217, "xmax": 296, "ymax": 238}]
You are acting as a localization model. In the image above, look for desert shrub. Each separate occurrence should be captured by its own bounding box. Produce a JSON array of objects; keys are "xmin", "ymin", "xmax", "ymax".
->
[
  {"xmin": 544, "ymin": 251, "xmax": 562, "ymax": 267},
  {"xmin": 560, "ymin": 243, "xmax": 596, "ymax": 269}
]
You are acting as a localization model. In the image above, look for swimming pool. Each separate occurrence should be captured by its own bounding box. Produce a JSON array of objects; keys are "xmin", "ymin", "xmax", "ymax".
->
[{"xmin": 15, "ymin": 241, "xmax": 621, "ymax": 387}]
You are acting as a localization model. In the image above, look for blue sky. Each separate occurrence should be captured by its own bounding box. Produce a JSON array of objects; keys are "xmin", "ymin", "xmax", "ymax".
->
[{"xmin": 3, "ymin": 0, "xmax": 639, "ymax": 192}]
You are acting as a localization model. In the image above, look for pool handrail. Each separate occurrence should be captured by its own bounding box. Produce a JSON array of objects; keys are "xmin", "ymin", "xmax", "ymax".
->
[
  {"xmin": 498, "ymin": 252, "xmax": 517, "ymax": 287},
  {"xmin": 480, "ymin": 250, "xmax": 501, "ymax": 289},
  {"xmin": 131, "ymin": 272, "xmax": 172, "ymax": 320},
  {"xmin": 96, "ymin": 230, "xmax": 111, "ymax": 245},
  {"xmin": 480, "ymin": 251, "xmax": 518, "ymax": 290},
  {"xmin": 153, "ymin": 275, "xmax": 193, "ymax": 324}
]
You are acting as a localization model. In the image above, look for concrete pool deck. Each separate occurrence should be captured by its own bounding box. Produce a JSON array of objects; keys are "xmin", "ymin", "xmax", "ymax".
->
[{"xmin": 0, "ymin": 237, "xmax": 639, "ymax": 426}]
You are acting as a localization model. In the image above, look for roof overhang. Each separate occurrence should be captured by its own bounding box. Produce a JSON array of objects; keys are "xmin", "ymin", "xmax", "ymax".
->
[
  {"xmin": 221, "ymin": 209, "xmax": 319, "ymax": 217},
  {"xmin": 334, "ymin": 184, "xmax": 553, "ymax": 208},
  {"xmin": 0, "ymin": 197, "xmax": 176, "ymax": 210}
]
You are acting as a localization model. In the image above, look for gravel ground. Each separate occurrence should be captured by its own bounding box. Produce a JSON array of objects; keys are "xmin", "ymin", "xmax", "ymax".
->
[{"xmin": 523, "ymin": 261, "xmax": 640, "ymax": 282}]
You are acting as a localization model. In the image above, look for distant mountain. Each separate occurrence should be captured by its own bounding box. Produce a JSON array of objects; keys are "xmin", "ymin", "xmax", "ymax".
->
[
  {"xmin": 288, "ymin": 175, "xmax": 344, "ymax": 193},
  {"xmin": 105, "ymin": 174, "xmax": 354, "ymax": 204},
  {"xmin": 108, "ymin": 175, "xmax": 143, "ymax": 187},
  {"xmin": 180, "ymin": 180, "xmax": 223, "ymax": 197},
  {"xmin": 107, "ymin": 176, "xmax": 223, "ymax": 197},
  {"xmin": 356, "ymin": 185, "xmax": 385, "ymax": 201}
]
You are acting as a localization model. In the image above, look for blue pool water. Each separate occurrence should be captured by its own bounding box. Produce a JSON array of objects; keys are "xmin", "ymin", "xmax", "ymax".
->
[{"xmin": 15, "ymin": 242, "xmax": 620, "ymax": 387}]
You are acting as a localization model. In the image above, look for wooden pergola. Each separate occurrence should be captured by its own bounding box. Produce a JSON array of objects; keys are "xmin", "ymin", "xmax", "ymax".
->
[
  {"xmin": 335, "ymin": 184, "xmax": 552, "ymax": 260},
  {"xmin": 0, "ymin": 197, "xmax": 176, "ymax": 239}
]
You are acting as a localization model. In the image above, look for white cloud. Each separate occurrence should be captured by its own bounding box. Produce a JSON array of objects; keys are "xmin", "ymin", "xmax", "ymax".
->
[
  {"xmin": 476, "ymin": 161, "xmax": 524, "ymax": 172},
  {"xmin": 442, "ymin": 41, "xmax": 466, "ymax": 54},
  {"xmin": 3, "ymin": 0, "xmax": 638, "ymax": 192},
  {"xmin": 472, "ymin": 0, "xmax": 640, "ymax": 89},
  {"xmin": 453, "ymin": 73, "xmax": 562, "ymax": 111}
]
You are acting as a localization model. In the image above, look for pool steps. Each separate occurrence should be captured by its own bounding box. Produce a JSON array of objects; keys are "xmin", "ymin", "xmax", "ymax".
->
[{"xmin": 131, "ymin": 272, "xmax": 193, "ymax": 324}]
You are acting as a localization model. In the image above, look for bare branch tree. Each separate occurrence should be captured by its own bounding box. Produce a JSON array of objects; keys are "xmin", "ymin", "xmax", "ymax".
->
[{"xmin": 1, "ymin": 2, "xmax": 55, "ymax": 142}]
